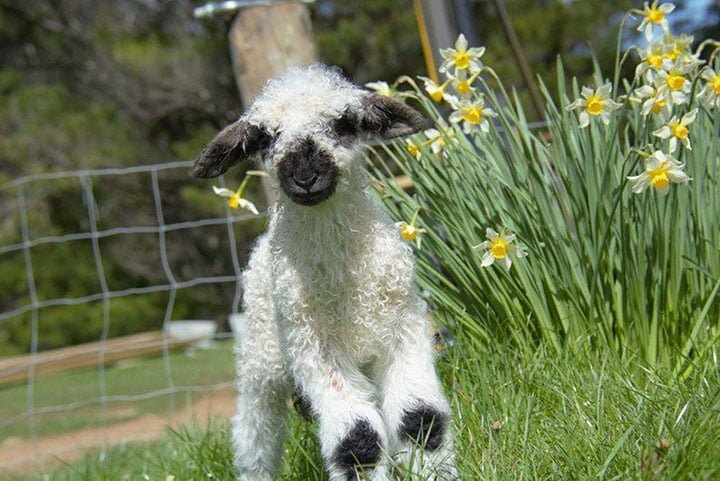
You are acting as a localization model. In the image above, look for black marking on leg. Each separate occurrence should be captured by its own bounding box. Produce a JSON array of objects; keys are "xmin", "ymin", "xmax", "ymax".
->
[
  {"xmin": 292, "ymin": 387, "xmax": 313, "ymax": 421},
  {"xmin": 399, "ymin": 403, "xmax": 447, "ymax": 451},
  {"xmin": 333, "ymin": 419, "xmax": 382, "ymax": 480}
]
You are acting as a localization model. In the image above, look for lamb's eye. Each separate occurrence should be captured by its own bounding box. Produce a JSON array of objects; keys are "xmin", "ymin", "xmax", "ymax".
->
[{"xmin": 332, "ymin": 113, "xmax": 358, "ymax": 138}]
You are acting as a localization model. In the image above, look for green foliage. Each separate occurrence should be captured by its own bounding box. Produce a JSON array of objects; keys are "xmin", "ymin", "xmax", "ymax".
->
[
  {"xmin": 313, "ymin": 0, "xmax": 425, "ymax": 83},
  {"xmin": 373, "ymin": 29, "xmax": 720, "ymax": 368}
]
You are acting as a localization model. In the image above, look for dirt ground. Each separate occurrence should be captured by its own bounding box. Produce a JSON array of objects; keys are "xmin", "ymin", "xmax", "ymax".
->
[{"xmin": 0, "ymin": 386, "xmax": 236, "ymax": 476}]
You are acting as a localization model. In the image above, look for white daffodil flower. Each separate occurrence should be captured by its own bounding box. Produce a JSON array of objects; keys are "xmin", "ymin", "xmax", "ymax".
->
[
  {"xmin": 473, "ymin": 228, "xmax": 527, "ymax": 271},
  {"xmin": 627, "ymin": 150, "xmax": 691, "ymax": 196},
  {"xmin": 699, "ymin": 68, "xmax": 720, "ymax": 109},
  {"xmin": 212, "ymin": 186, "xmax": 259, "ymax": 214},
  {"xmin": 634, "ymin": 40, "xmax": 673, "ymax": 81},
  {"xmin": 662, "ymin": 33, "xmax": 701, "ymax": 68},
  {"xmin": 566, "ymin": 83, "xmax": 623, "ymax": 128},
  {"xmin": 396, "ymin": 208, "xmax": 426, "ymax": 248},
  {"xmin": 405, "ymin": 139, "xmax": 422, "ymax": 159},
  {"xmin": 423, "ymin": 128, "xmax": 456, "ymax": 155},
  {"xmin": 396, "ymin": 221, "xmax": 427, "ymax": 246},
  {"xmin": 439, "ymin": 33, "xmax": 485, "ymax": 74},
  {"xmin": 447, "ymin": 70, "xmax": 481, "ymax": 98},
  {"xmin": 653, "ymin": 109, "xmax": 697, "ymax": 152},
  {"xmin": 419, "ymin": 76, "xmax": 449, "ymax": 103},
  {"xmin": 636, "ymin": 1, "xmax": 675, "ymax": 41},
  {"xmin": 656, "ymin": 67, "xmax": 691, "ymax": 105},
  {"xmin": 448, "ymin": 95, "xmax": 497, "ymax": 133},
  {"xmin": 633, "ymin": 85, "xmax": 672, "ymax": 118},
  {"xmin": 365, "ymin": 81, "xmax": 392, "ymax": 97}
]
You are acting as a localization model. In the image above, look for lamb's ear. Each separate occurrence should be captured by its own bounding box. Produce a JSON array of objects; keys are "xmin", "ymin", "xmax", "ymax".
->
[
  {"xmin": 360, "ymin": 92, "xmax": 425, "ymax": 139},
  {"xmin": 189, "ymin": 121, "xmax": 272, "ymax": 178}
]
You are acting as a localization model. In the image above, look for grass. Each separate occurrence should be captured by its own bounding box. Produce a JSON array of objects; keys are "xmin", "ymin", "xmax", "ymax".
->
[
  {"xmin": 20, "ymin": 330, "xmax": 720, "ymax": 481},
  {"xmin": 0, "ymin": 340, "xmax": 235, "ymax": 440}
]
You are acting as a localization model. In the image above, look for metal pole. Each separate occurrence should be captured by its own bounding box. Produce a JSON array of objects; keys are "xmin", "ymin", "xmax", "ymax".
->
[{"xmin": 417, "ymin": 0, "xmax": 458, "ymax": 82}]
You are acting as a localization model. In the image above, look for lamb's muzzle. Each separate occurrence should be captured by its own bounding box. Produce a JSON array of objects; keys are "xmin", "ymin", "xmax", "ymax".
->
[{"xmin": 277, "ymin": 137, "xmax": 339, "ymax": 206}]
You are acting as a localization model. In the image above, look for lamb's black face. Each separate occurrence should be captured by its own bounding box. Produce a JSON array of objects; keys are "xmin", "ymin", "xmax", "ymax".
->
[{"xmin": 277, "ymin": 137, "xmax": 339, "ymax": 206}]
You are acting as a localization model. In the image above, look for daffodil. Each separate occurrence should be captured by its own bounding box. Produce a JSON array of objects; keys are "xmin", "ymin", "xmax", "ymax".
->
[
  {"xmin": 406, "ymin": 139, "xmax": 422, "ymax": 159},
  {"xmin": 448, "ymin": 70, "xmax": 482, "ymax": 98},
  {"xmin": 635, "ymin": 1, "xmax": 674, "ymax": 41},
  {"xmin": 473, "ymin": 228, "xmax": 527, "ymax": 271},
  {"xmin": 634, "ymin": 41, "xmax": 673, "ymax": 81},
  {"xmin": 662, "ymin": 33, "xmax": 700, "ymax": 68},
  {"xmin": 633, "ymin": 85, "xmax": 672, "ymax": 117},
  {"xmin": 653, "ymin": 109, "xmax": 697, "ymax": 152},
  {"xmin": 213, "ymin": 186, "xmax": 259, "ymax": 214},
  {"xmin": 212, "ymin": 170, "xmax": 267, "ymax": 214},
  {"xmin": 420, "ymin": 76, "xmax": 450, "ymax": 103},
  {"xmin": 656, "ymin": 67, "xmax": 691, "ymax": 105},
  {"xmin": 627, "ymin": 150, "xmax": 691, "ymax": 195},
  {"xmin": 396, "ymin": 209, "xmax": 426, "ymax": 248},
  {"xmin": 699, "ymin": 67, "xmax": 720, "ymax": 109},
  {"xmin": 448, "ymin": 96, "xmax": 497, "ymax": 133},
  {"xmin": 566, "ymin": 83, "xmax": 623, "ymax": 128},
  {"xmin": 439, "ymin": 34, "xmax": 485, "ymax": 75},
  {"xmin": 365, "ymin": 81, "xmax": 393, "ymax": 97},
  {"xmin": 424, "ymin": 128, "xmax": 456, "ymax": 155}
]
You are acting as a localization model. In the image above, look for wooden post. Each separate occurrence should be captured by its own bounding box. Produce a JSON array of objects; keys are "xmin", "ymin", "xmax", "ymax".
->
[
  {"xmin": 228, "ymin": 4, "xmax": 318, "ymax": 106},
  {"xmin": 227, "ymin": 3, "xmax": 317, "ymax": 204}
]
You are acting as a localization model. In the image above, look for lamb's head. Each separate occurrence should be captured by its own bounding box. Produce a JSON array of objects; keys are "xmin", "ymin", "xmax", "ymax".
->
[{"xmin": 189, "ymin": 64, "xmax": 424, "ymax": 206}]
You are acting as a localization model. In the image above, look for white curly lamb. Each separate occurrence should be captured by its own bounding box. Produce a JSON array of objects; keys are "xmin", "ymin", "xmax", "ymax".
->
[{"xmin": 190, "ymin": 64, "xmax": 456, "ymax": 481}]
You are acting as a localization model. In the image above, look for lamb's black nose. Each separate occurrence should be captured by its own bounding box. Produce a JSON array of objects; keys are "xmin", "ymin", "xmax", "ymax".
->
[{"xmin": 292, "ymin": 172, "xmax": 318, "ymax": 189}]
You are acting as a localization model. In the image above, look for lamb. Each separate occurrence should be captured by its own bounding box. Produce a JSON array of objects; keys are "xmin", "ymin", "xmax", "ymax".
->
[{"xmin": 190, "ymin": 64, "xmax": 456, "ymax": 481}]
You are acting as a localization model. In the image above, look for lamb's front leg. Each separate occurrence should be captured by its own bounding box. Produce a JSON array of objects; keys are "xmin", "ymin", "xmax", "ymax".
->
[
  {"xmin": 290, "ymin": 337, "xmax": 391, "ymax": 481},
  {"xmin": 376, "ymin": 322, "xmax": 457, "ymax": 479}
]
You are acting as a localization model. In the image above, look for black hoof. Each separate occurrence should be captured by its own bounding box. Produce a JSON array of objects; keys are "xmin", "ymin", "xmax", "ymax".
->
[
  {"xmin": 399, "ymin": 403, "xmax": 447, "ymax": 451},
  {"xmin": 333, "ymin": 418, "xmax": 382, "ymax": 479}
]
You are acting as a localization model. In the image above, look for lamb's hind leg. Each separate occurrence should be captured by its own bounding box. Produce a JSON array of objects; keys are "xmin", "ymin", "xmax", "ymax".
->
[{"xmin": 232, "ymin": 263, "xmax": 290, "ymax": 480}]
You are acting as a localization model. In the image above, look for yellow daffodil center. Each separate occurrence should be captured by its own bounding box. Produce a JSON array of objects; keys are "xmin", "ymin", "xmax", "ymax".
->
[
  {"xmin": 228, "ymin": 194, "xmax": 241, "ymax": 209},
  {"xmin": 586, "ymin": 96, "xmax": 604, "ymax": 115},
  {"xmin": 462, "ymin": 107, "xmax": 482, "ymax": 124},
  {"xmin": 401, "ymin": 224, "xmax": 417, "ymax": 240},
  {"xmin": 672, "ymin": 123, "xmax": 689, "ymax": 139},
  {"xmin": 454, "ymin": 51, "xmax": 471, "ymax": 70},
  {"xmin": 649, "ymin": 163, "xmax": 670, "ymax": 190},
  {"xmin": 407, "ymin": 143, "xmax": 419, "ymax": 156},
  {"xmin": 456, "ymin": 80, "xmax": 471, "ymax": 95},
  {"xmin": 649, "ymin": 54, "xmax": 664, "ymax": 68},
  {"xmin": 647, "ymin": 7, "xmax": 664, "ymax": 24},
  {"xmin": 711, "ymin": 76, "xmax": 720, "ymax": 94},
  {"xmin": 666, "ymin": 74, "xmax": 685, "ymax": 90},
  {"xmin": 666, "ymin": 48, "xmax": 681, "ymax": 60},
  {"xmin": 490, "ymin": 238, "xmax": 509, "ymax": 259},
  {"xmin": 436, "ymin": 137, "xmax": 446, "ymax": 148},
  {"xmin": 651, "ymin": 99, "xmax": 666, "ymax": 115},
  {"xmin": 429, "ymin": 88, "xmax": 444, "ymax": 103}
]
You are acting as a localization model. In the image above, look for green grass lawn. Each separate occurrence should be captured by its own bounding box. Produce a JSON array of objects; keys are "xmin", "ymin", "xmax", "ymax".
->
[
  {"xmin": 0, "ymin": 340, "xmax": 235, "ymax": 440},
  {"xmin": 20, "ymin": 331, "xmax": 720, "ymax": 481}
]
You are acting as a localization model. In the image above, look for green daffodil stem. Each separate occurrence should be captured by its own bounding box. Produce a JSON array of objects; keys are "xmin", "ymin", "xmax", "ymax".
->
[{"xmin": 409, "ymin": 207, "xmax": 421, "ymax": 227}]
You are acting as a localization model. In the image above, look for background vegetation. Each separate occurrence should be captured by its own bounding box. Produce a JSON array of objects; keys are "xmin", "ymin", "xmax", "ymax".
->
[{"xmin": 0, "ymin": 0, "xmax": 716, "ymax": 354}]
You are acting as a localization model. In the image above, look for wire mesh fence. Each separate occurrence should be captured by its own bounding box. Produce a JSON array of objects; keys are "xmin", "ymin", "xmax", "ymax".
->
[{"xmin": 0, "ymin": 161, "xmax": 263, "ymax": 471}]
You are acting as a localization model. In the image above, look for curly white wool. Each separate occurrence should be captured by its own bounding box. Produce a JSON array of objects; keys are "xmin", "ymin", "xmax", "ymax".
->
[{"xmin": 230, "ymin": 65, "xmax": 456, "ymax": 481}]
